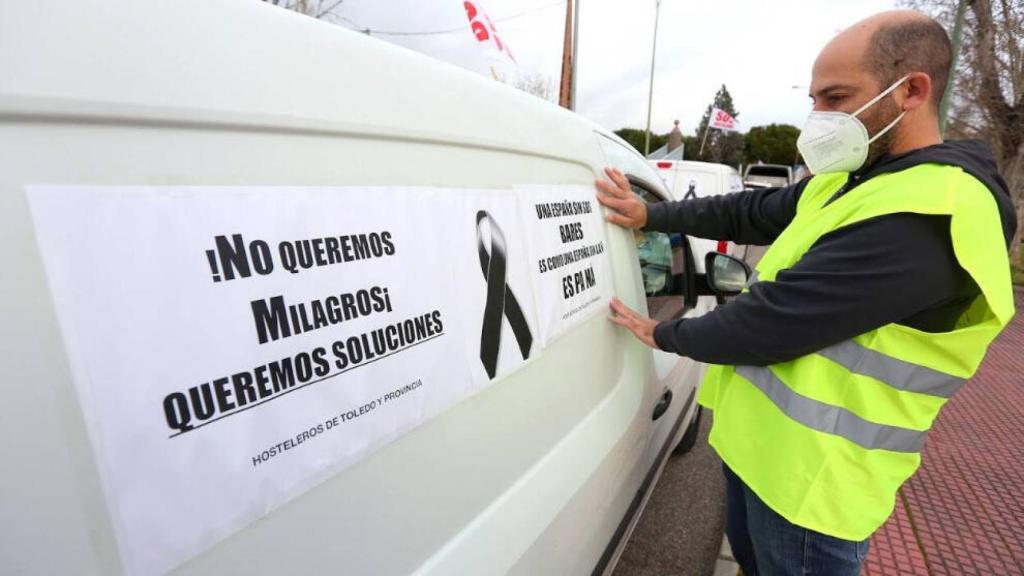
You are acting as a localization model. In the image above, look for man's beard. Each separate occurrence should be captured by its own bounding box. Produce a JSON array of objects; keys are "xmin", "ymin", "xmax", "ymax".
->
[{"xmin": 859, "ymin": 96, "xmax": 903, "ymax": 169}]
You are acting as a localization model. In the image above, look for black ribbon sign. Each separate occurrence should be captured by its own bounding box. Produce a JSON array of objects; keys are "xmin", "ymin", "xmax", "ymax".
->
[{"xmin": 476, "ymin": 210, "xmax": 533, "ymax": 379}]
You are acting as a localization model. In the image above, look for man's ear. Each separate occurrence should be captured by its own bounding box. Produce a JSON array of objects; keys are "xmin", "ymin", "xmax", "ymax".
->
[{"xmin": 902, "ymin": 72, "xmax": 933, "ymax": 112}]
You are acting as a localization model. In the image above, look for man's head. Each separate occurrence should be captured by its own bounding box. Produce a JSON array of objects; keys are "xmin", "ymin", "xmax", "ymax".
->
[{"xmin": 808, "ymin": 10, "xmax": 951, "ymax": 166}]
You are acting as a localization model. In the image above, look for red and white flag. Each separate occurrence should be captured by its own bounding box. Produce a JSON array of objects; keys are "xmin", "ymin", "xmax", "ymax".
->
[
  {"xmin": 463, "ymin": 1, "xmax": 518, "ymax": 81},
  {"xmin": 709, "ymin": 107, "xmax": 738, "ymax": 132}
]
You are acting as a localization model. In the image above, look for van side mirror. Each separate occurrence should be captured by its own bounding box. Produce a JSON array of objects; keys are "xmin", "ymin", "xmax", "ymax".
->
[{"xmin": 704, "ymin": 252, "xmax": 751, "ymax": 296}]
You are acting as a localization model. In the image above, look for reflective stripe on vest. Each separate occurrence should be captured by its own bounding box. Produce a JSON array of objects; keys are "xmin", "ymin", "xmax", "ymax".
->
[
  {"xmin": 816, "ymin": 339, "xmax": 965, "ymax": 398},
  {"xmin": 735, "ymin": 365, "xmax": 927, "ymax": 453}
]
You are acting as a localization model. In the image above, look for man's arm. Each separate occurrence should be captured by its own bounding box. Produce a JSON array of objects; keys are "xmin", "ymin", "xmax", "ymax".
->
[
  {"xmin": 595, "ymin": 168, "xmax": 807, "ymax": 242},
  {"xmin": 644, "ymin": 180, "xmax": 811, "ymax": 245},
  {"xmin": 652, "ymin": 213, "xmax": 974, "ymax": 365}
]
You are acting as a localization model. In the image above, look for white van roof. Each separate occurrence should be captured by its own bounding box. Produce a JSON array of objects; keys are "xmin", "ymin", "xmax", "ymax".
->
[{"xmin": 1, "ymin": 0, "xmax": 618, "ymax": 171}]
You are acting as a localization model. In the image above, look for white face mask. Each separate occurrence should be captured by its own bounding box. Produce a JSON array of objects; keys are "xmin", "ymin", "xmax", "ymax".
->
[{"xmin": 797, "ymin": 75, "xmax": 910, "ymax": 174}]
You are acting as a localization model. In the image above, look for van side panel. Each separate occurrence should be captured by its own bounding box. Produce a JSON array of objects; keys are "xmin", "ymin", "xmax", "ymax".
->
[{"xmin": 0, "ymin": 1, "xmax": 663, "ymax": 574}]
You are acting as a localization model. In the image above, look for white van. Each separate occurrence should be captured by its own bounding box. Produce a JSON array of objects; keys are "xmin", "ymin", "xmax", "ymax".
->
[
  {"xmin": 649, "ymin": 160, "xmax": 745, "ymax": 271},
  {"xmin": 743, "ymin": 163, "xmax": 794, "ymax": 189},
  {"xmin": 0, "ymin": 2, "xmax": 748, "ymax": 575}
]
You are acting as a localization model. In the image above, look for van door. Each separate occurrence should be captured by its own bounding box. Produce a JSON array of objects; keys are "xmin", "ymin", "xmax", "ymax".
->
[
  {"xmin": 628, "ymin": 180, "xmax": 706, "ymax": 466},
  {"xmin": 593, "ymin": 134, "xmax": 704, "ymax": 489}
]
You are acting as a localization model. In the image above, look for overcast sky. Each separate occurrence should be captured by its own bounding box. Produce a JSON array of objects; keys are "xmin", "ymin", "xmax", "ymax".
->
[{"xmin": 335, "ymin": 0, "xmax": 895, "ymax": 136}]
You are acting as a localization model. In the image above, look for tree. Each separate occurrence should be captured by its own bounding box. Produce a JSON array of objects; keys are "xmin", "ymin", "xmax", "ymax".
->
[
  {"xmin": 681, "ymin": 135, "xmax": 700, "ymax": 160},
  {"xmin": 614, "ymin": 128, "xmax": 670, "ymax": 156},
  {"xmin": 613, "ymin": 131, "xmax": 707, "ymax": 161},
  {"xmin": 695, "ymin": 84, "xmax": 744, "ymax": 167},
  {"xmin": 261, "ymin": 0, "xmax": 345, "ymax": 21},
  {"xmin": 513, "ymin": 73, "xmax": 556, "ymax": 103},
  {"xmin": 744, "ymin": 124, "xmax": 801, "ymax": 165},
  {"xmin": 903, "ymin": 0, "xmax": 1024, "ymax": 259}
]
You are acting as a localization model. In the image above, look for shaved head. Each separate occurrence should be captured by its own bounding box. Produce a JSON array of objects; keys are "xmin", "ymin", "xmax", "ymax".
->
[
  {"xmin": 863, "ymin": 12, "xmax": 952, "ymax": 107},
  {"xmin": 812, "ymin": 11, "xmax": 952, "ymax": 112},
  {"xmin": 806, "ymin": 10, "xmax": 950, "ymax": 167}
]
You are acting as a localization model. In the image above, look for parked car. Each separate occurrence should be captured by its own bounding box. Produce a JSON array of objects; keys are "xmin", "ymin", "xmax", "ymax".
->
[
  {"xmin": 743, "ymin": 163, "xmax": 793, "ymax": 188},
  {"xmin": 649, "ymin": 159, "xmax": 745, "ymax": 272},
  {"xmin": 0, "ymin": 1, "xmax": 749, "ymax": 575}
]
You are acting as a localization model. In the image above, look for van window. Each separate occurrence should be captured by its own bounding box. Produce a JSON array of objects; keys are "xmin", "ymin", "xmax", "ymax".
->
[
  {"xmin": 631, "ymin": 182, "xmax": 690, "ymax": 322},
  {"xmin": 745, "ymin": 165, "xmax": 791, "ymax": 178},
  {"xmin": 594, "ymin": 132, "xmax": 690, "ymax": 320},
  {"xmin": 595, "ymin": 133, "xmax": 668, "ymax": 197}
]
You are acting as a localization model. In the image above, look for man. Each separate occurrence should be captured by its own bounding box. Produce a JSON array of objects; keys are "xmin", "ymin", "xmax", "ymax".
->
[{"xmin": 596, "ymin": 11, "xmax": 1016, "ymax": 576}]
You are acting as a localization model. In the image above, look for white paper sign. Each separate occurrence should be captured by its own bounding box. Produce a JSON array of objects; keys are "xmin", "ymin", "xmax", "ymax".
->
[
  {"xmin": 519, "ymin": 186, "xmax": 613, "ymax": 345},
  {"xmin": 26, "ymin": 185, "xmax": 601, "ymax": 575}
]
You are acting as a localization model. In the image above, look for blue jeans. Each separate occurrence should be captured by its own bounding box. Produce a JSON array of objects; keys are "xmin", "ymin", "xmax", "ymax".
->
[{"xmin": 723, "ymin": 463, "xmax": 870, "ymax": 576}]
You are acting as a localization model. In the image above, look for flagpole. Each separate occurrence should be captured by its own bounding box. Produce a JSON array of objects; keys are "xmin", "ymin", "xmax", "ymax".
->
[
  {"xmin": 570, "ymin": 0, "xmax": 579, "ymax": 110},
  {"xmin": 558, "ymin": 0, "xmax": 574, "ymax": 109},
  {"xmin": 698, "ymin": 124, "xmax": 711, "ymax": 158},
  {"xmin": 643, "ymin": 0, "xmax": 662, "ymax": 156}
]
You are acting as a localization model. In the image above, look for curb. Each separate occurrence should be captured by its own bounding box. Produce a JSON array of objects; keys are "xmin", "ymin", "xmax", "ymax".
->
[{"xmin": 712, "ymin": 536, "xmax": 740, "ymax": 576}]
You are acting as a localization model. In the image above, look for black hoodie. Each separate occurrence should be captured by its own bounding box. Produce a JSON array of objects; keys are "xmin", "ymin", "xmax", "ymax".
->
[{"xmin": 646, "ymin": 140, "xmax": 1017, "ymax": 366}]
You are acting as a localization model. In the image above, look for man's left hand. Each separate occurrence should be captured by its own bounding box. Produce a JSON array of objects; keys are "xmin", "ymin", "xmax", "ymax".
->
[{"xmin": 609, "ymin": 297, "xmax": 659, "ymax": 349}]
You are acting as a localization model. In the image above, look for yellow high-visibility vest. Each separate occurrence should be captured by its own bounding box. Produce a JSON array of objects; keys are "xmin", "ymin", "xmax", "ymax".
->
[{"xmin": 699, "ymin": 164, "xmax": 1015, "ymax": 540}]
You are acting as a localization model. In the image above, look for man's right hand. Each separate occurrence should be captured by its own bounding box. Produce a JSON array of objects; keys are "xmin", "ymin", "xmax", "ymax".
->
[{"xmin": 596, "ymin": 167, "xmax": 648, "ymax": 229}]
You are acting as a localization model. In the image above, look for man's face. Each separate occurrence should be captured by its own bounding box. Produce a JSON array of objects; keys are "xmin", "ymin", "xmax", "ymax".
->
[{"xmin": 809, "ymin": 37, "xmax": 906, "ymax": 168}]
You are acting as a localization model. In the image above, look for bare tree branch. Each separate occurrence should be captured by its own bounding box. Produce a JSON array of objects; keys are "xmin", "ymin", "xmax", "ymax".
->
[
  {"xmin": 972, "ymin": 0, "xmax": 1020, "ymax": 155},
  {"xmin": 920, "ymin": 0, "xmax": 1024, "ymax": 255},
  {"xmin": 316, "ymin": 0, "xmax": 344, "ymax": 18},
  {"xmin": 997, "ymin": 0, "xmax": 1024, "ymax": 98}
]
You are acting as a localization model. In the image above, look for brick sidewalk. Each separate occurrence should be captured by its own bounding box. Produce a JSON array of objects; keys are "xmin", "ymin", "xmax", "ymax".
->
[{"xmin": 864, "ymin": 288, "xmax": 1024, "ymax": 575}]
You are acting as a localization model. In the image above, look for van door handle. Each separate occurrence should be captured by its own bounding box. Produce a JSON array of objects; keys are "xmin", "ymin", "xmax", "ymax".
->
[{"xmin": 652, "ymin": 388, "xmax": 673, "ymax": 421}]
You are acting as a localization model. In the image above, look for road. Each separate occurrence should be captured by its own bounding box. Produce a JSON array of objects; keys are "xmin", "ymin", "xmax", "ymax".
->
[{"xmin": 612, "ymin": 414, "xmax": 725, "ymax": 576}]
